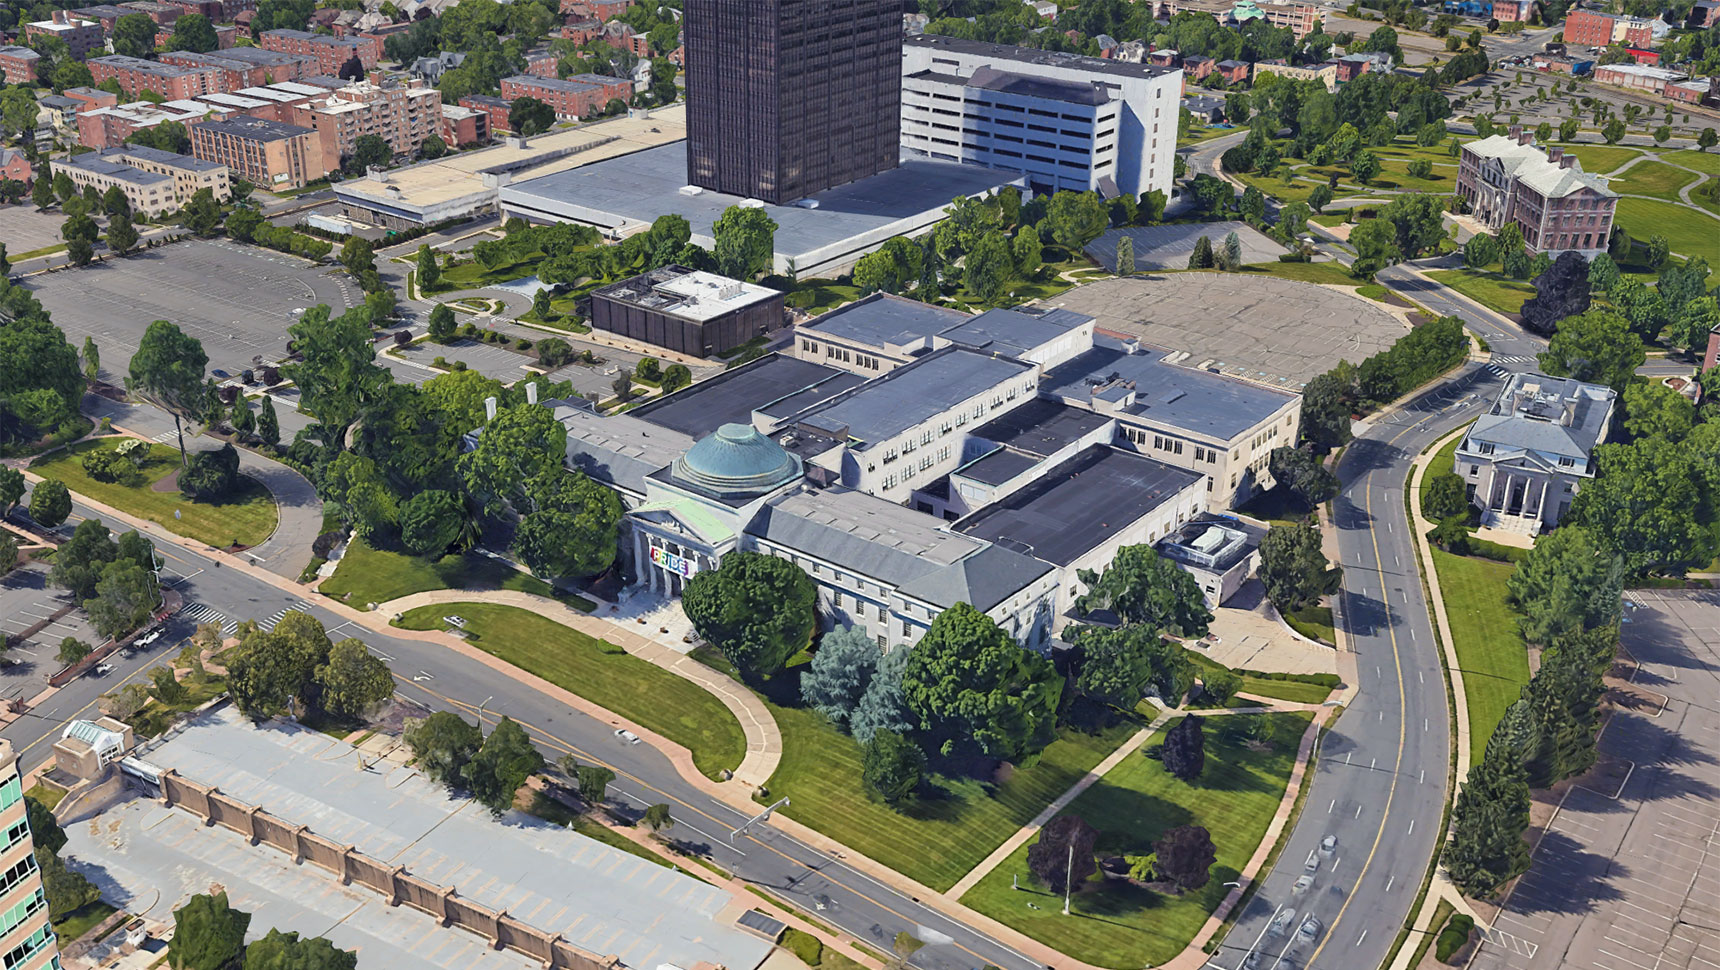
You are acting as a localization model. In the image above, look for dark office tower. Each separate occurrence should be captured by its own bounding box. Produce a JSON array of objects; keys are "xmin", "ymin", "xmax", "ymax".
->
[{"xmin": 685, "ymin": 0, "xmax": 902, "ymax": 205}]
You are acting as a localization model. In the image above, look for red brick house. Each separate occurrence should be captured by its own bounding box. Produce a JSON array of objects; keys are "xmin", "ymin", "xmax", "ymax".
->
[
  {"xmin": 1214, "ymin": 59, "xmax": 1249, "ymax": 83},
  {"xmin": 0, "ymin": 147, "xmax": 31, "ymax": 187},
  {"xmin": 458, "ymin": 93, "xmax": 511, "ymax": 134}
]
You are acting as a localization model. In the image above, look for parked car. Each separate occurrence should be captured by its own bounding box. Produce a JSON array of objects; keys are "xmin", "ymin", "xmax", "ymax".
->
[
  {"xmin": 614, "ymin": 729, "xmax": 641, "ymax": 744},
  {"xmin": 1320, "ymin": 834, "xmax": 1338, "ymax": 857},
  {"xmin": 1298, "ymin": 915, "xmax": 1324, "ymax": 945},
  {"xmin": 1293, "ymin": 874, "xmax": 1316, "ymax": 897},
  {"xmin": 1269, "ymin": 908, "xmax": 1298, "ymax": 936},
  {"xmin": 135, "ymin": 629, "xmax": 162, "ymax": 647}
]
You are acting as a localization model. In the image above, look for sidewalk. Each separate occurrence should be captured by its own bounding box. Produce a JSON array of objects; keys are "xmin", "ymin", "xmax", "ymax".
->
[{"xmin": 373, "ymin": 589, "xmax": 783, "ymax": 790}]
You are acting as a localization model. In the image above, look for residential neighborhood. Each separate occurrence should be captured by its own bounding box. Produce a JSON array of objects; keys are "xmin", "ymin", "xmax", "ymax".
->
[{"xmin": 0, "ymin": 2, "xmax": 1716, "ymax": 970}]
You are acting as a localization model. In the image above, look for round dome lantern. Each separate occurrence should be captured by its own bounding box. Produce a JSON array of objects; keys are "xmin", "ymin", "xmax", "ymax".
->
[{"xmin": 671, "ymin": 423, "xmax": 802, "ymax": 498}]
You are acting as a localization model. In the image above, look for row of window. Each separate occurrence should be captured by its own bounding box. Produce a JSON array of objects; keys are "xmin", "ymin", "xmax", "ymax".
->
[
  {"xmin": 2, "ymin": 925, "xmax": 53, "ymax": 970},
  {"xmin": 0, "ymin": 853, "xmax": 37, "ymax": 898},
  {"xmin": 0, "ymin": 889, "xmax": 45, "ymax": 942}
]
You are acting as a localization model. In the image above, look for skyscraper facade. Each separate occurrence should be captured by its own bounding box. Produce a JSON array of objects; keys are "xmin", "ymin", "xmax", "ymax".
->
[{"xmin": 684, "ymin": 0, "xmax": 902, "ymax": 204}]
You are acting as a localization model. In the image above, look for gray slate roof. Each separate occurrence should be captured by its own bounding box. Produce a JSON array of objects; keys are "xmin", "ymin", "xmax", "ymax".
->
[
  {"xmin": 1042, "ymin": 335, "xmax": 1297, "ymax": 441},
  {"xmin": 792, "ymin": 347, "xmax": 1033, "ymax": 448},
  {"xmin": 1461, "ymin": 372, "xmax": 1614, "ymax": 463}
]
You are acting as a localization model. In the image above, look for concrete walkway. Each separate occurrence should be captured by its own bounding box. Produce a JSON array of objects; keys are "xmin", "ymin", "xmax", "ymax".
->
[{"xmin": 373, "ymin": 588, "xmax": 783, "ymax": 789}]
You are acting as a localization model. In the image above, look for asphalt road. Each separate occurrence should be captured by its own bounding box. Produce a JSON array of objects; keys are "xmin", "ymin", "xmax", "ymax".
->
[{"xmin": 0, "ymin": 494, "xmax": 1043, "ymax": 970}]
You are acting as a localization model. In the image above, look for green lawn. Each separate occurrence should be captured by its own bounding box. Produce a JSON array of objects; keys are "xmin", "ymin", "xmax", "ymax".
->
[
  {"xmin": 1285, "ymin": 605, "xmax": 1336, "ymax": 647},
  {"xmin": 319, "ymin": 537, "xmax": 593, "ymax": 610},
  {"xmin": 434, "ymin": 252, "xmax": 543, "ymax": 291},
  {"xmin": 1613, "ymin": 197, "xmax": 1720, "ymax": 264},
  {"xmin": 1185, "ymin": 651, "xmax": 1338, "ymax": 705},
  {"xmin": 394, "ymin": 603, "xmax": 746, "ymax": 779},
  {"xmin": 1662, "ymin": 149, "xmax": 1720, "ymax": 176},
  {"xmin": 961, "ymin": 712, "xmax": 1312, "ymax": 969},
  {"xmin": 1560, "ymin": 144, "xmax": 1642, "ymax": 174},
  {"xmin": 1425, "ymin": 269, "xmax": 1537, "ymax": 317},
  {"xmin": 52, "ymin": 901, "xmax": 119, "ymax": 944},
  {"xmin": 762, "ymin": 699, "xmax": 1140, "ymax": 892},
  {"xmin": 1613, "ymin": 161, "xmax": 1700, "ymax": 202},
  {"xmin": 1429, "ymin": 551, "xmax": 1529, "ymax": 766},
  {"xmin": 31, "ymin": 438, "xmax": 277, "ymax": 548}
]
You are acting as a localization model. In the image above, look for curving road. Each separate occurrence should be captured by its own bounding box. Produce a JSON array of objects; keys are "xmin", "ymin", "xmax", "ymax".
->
[{"xmin": 1205, "ymin": 244, "xmax": 1551, "ymax": 970}]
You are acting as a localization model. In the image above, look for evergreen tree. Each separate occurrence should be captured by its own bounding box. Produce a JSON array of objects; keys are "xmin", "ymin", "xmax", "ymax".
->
[
  {"xmin": 861, "ymin": 729, "xmax": 925, "ymax": 804},
  {"xmin": 1444, "ymin": 748, "xmax": 1530, "ymax": 897},
  {"xmin": 1115, "ymin": 235, "xmax": 1135, "ymax": 276},
  {"xmin": 849, "ymin": 645, "xmax": 914, "ymax": 745},
  {"xmin": 800, "ymin": 625, "xmax": 880, "ymax": 728},
  {"xmin": 257, "ymin": 395, "xmax": 280, "ymax": 448},
  {"xmin": 1161, "ymin": 715, "xmax": 1205, "ymax": 781},
  {"xmin": 1188, "ymin": 235, "xmax": 1214, "ymax": 269}
]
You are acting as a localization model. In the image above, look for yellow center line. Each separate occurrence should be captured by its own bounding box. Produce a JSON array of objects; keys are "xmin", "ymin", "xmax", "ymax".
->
[{"xmin": 1303, "ymin": 417, "xmax": 1429, "ymax": 963}]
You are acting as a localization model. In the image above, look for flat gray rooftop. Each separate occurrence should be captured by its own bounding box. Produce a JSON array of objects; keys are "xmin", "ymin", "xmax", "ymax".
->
[
  {"xmin": 957, "ymin": 445, "xmax": 1202, "ymax": 565},
  {"xmin": 66, "ymin": 798, "xmax": 538, "ymax": 970},
  {"xmin": 795, "ymin": 347, "xmax": 1032, "ymax": 448},
  {"xmin": 632, "ymin": 353, "xmax": 851, "ymax": 438},
  {"xmin": 1044, "ymin": 335, "xmax": 1297, "ymax": 441},
  {"xmin": 970, "ymin": 398, "xmax": 1112, "ymax": 456},
  {"xmin": 803, "ymin": 292, "xmax": 969, "ymax": 347},
  {"xmin": 499, "ymin": 142, "xmax": 1020, "ymax": 273},
  {"xmin": 124, "ymin": 706, "xmax": 771, "ymax": 970}
]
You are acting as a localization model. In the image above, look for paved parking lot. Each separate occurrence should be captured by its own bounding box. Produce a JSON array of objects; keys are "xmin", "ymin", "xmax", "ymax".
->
[
  {"xmin": 1086, "ymin": 221, "xmax": 1285, "ymax": 273},
  {"xmin": 0, "ymin": 207, "xmax": 74, "ymax": 256},
  {"xmin": 0, "ymin": 565, "xmax": 98, "ymax": 685},
  {"xmin": 1470, "ymin": 588, "xmax": 1720, "ymax": 970},
  {"xmin": 25, "ymin": 239, "xmax": 359, "ymax": 382},
  {"xmin": 1046, "ymin": 273, "xmax": 1407, "ymax": 389}
]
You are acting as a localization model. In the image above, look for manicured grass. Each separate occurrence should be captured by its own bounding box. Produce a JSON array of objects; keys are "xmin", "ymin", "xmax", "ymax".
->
[
  {"xmin": 1561, "ymin": 144, "xmax": 1643, "ymax": 174},
  {"xmin": 961, "ymin": 713, "xmax": 1312, "ymax": 969},
  {"xmin": 1429, "ymin": 550, "xmax": 1528, "ymax": 766},
  {"xmin": 25, "ymin": 785, "xmax": 65, "ymax": 811},
  {"xmin": 1425, "ymin": 269, "xmax": 1537, "ymax": 317},
  {"xmin": 52, "ymin": 901, "xmax": 119, "ymax": 943},
  {"xmin": 31, "ymin": 438, "xmax": 277, "ymax": 548},
  {"xmin": 320, "ymin": 537, "xmax": 593, "ymax": 610},
  {"xmin": 1613, "ymin": 197, "xmax": 1720, "ymax": 264},
  {"xmin": 11, "ymin": 243, "xmax": 68, "ymax": 261},
  {"xmin": 394, "ymin": 603, "xmax": 746, "ymax": 779},
  {"xmin": 127, "ymin": 669, "xmax": 227, "ymax": 739},
  {"xmin": 1613, "ymin": 161, "xmax": 1700, "ymax": 202},
  {"xmin": 1662, "ymin": 150, "xmax": 1720, "ymax": 176},
  {"xmin": 435, "ymin": 253, "xmax": 543, "ymax": 291},
  {"xmin": 1185, "ymin": 651, "xmax": 1338, "ymax": 705},
  {"xmin": 762, "ymin": 699, "xmax": 1140, "ymax": 892},
  {"xmin": 1285, "ymin": 605, "xmax": 1336, "ymax": 647}
]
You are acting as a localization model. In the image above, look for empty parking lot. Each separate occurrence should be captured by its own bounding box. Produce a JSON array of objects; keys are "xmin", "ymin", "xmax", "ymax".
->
[
  {"xmin": 1045, "ymin": 273, "xmax": 1406, "ymax": 390},
  {"xmin": 0, "ymin": 565, "xmax": 99, "ymax": 684},
  {"xmin": 1470, "ymin": 588, "xmax": 1720, "ymax": 970},
  {"xmin": 25, "ymin": 239, "xmax": 359, "ymax": 382}
]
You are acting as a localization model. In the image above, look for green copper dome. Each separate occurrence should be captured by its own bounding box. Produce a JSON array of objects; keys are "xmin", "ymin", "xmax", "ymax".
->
[{"xmin": 671, "ymin": 423, "xmax": 802, "ymax": 498}]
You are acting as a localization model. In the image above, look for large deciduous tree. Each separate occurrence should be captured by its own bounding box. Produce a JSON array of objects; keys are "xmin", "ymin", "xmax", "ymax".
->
[
  {"xmin": 513, "ymin": 470, "xmax": 621, "ymax": 580},
  {"xmin": 225, "ymin": 611, "xmax": 331, "ymax": 719},
  {"xmin": 404, "ymin": 711, "xmax": 482, "ymax": 785},
  {"xmin": 861, "ymin": 729, "xmax": 925, "ymax": 805},
  {"xmin": 682, "ymin": 552, "xmax": 815, "ymax": 683},
  {"xmin": 901, "ymin": 602, "xmax": 1062, "ymax": 762},
  {"xmin": 457, "ymin": 402, "xmax": 567, "ymax": 514},
  {"xmin": 1161, "ymin": 714, "xmax": 1205, "ymax": 782},
  {"xmin": 1153, "ymin": 824, "xmax": 1218, "ymax": 891},
  {"xmin": 1259, "ymin": 522, "xmax": 1338, "ymax": 617},
  {"xmin": 712, "ymin": 205, "xmax": 777, "ymax": 280},
  {"xmin": 1075, "ymin": 545, "xmax": 1212, "ymax": 637},
  {"xmin": 1519, "ymin": 251, "xmax": 1591, "ymax": 335},
  {"xmin": 1026, "ymin": 814, "xmax": 1098, "ymax": 892},
  {"xmin": 463, "ymin": 715, "xmax": 542, "ymax": 816},
  {"xmin": 28, "ymin": 480, "xmax": 71, "ymax": 528},
  {"xmin": 167, "ymin": 891, "xmax": 251, "ymax": 970},
  {"xmin": 315, "ymin": 638, "xmax": 394, "ymax": 720},
  {"xmin": 283, "ymin": 305, "xmax": 391, "ymax": 451},
  {"xmin": 1067, "ymin": 623, "xmax": 1194, "ymax": 708},
  {"xmin": 128, "ymin": 320, "xmax": 208, "ymax": 466},
  {"xmin": 1267, "ymin": 446, "xmax": 1339, "ymax": 507},
  {"xmin": 1536, "ymin": 309, "xmax": 1644, "ymax": 392},
  {"xmin": 241, "ymin": 929, "xmax": 358, "ymax": 970}
]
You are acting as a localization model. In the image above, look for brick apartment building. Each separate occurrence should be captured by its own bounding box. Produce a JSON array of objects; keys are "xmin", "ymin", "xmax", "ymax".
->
[
  {"xmin": 290, "ymin": 72, "xmax": 441, "ymax": 164},
  {"xmin": 524, "ymin": 49, "xmax": 559, "ymax": 78},
  {"xmin": 499, "ymin": 73, "xmax": 632, "ymax": 120},
  {"xmin": 561, "ymin": 0, "xmax": 631, "ymax": 18},
  {"xmin": 76, "ymin": 98, "xmax": 207, "ymax": 148},
  {"xmin": 561, "ymin": 18, "xmax": 601, "ymax": 43},
  {"xmin": 1593, "ymin": 62, "xmax": 1688, "ymax": 94},
  {"xmin": 63, "ymin": 86, "xmax": 119, "ymax": 111},
  {"xmin": 1456, "ymin": 128, "xmax": 1617, "ymax": 257},
  {"xmin": 259, "ymin": 28, "xmax": 380, "ymax": 74},
  {"xmin": 119, "ymin": 1, "xmax": 184, "ymax": 26},
  {"xmin": 24, "ymin": 11, "xmax": 104, "ymax": 60},
  {"xmin": 90, "ymin": 54, "xmax": 228, "ymax": 99},
  {"xmin": 190, "ymin": 114, "xmax": 332, "ymax": 189},
  {"xmin": 438, "ymin": 102, "xmax": 489, "ymax": 145},
  {"xmin": 599, "ymin": 20, "xmax": 649, "ymax": 57},
  {"xmin": 160, "ymin": 47, "xmax": 317, "ymax": 87},
  {"xmin": 458, "ymin": 93, "xmax": 511, "ymax": 133},
  {"xmin": 1491, "ymin": 0, "xmax": 1533, "ymax": 21},
  {"xmin": 1561, "ymin": 8, "xmax": 1668, "ymax": 48},
  {"xmin": 67, "ymin": 5, "xmax": 138, "ymax": 35},
  {"xmin": 0, "ymin": 46, "xmax": 39, "ymax": 84}
]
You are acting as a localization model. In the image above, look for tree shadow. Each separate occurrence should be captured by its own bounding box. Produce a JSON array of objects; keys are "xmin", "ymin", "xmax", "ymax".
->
[
  {"xmin": 1079, "ymin": 783, "xmax": 1196, "ymax": 857},
  {"xmin": 1505, "ymin": 829, "xmax": 1629, "ymax": 918}
]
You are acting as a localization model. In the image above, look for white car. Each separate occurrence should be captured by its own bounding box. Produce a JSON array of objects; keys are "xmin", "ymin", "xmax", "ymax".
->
[
  {"xmin": 135, "ymin": 629, "xmax": 162, "ymax": 647},
  {"xmin": 1320, "ymin": 834, "xmax": 1338, "ymax": 857},
  {"xmin": 93, "ymin": 663, "xmax": 114, "ymax": 675},
  {"xmin": 1293, "ymin": 874, "xmax": 1316, "ymax": 897},
  {"xmin": 614, "ymin": 729, "xmax": 641, "ymax": 744}
]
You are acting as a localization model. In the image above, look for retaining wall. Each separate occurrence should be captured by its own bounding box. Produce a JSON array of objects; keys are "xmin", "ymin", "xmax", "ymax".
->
[{"xmin": 158, "ymin": 769, "xmax": 622, "ymax": 970}]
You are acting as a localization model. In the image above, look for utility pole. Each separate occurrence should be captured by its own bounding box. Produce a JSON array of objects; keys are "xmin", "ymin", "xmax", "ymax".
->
[{"xmin": 731, "ymin": 797, "xmax": 789, "ymax": 842}]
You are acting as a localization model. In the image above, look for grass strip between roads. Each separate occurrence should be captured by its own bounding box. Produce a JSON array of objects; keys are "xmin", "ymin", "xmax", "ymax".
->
[
  {"xmin": 1429, "ymin": 550, "xmax": 1528, "ymax": 772},
  {"xmin": 392, "ymin": 602, "xmax": 745, "ymax": 780},
  {"xmin": 960, "ymin": 712, "xmax": 1312, "ymax": 969},
  {"xmin": 32, "ymin": 438, "xmax": 277, "ymax": 549},
  {"xmin": 320, "ymin": 538, "xmax": 594, "ymax": 611},
  {"xmin": 1424, "ymin": 269, "xmax": 1537, "ymax": 318}
]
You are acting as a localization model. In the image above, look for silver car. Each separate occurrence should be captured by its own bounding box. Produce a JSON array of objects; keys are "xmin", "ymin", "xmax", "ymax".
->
[
  {"xmin": 1320, "ymin": 834, "xmax": 1338, "ymax": 857},
  {"xmin": 1269, "ymin": 908, "xmax": 1297, "ymax": 936},
  {"xmin": 1293, "ymin": 874, "xmax": 1315, "ymax": 897},
  {"xmin": 1298, "ymin": 915, "xmax": 1323, "ymax": 945}
]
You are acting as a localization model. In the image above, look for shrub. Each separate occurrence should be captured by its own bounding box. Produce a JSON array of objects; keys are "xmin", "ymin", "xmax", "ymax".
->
[
  {"xmin": 432, "ymin": 356, "xmax": 448, "ymax": 369},
  {"xmin": 394, "ymin": 330, "xmax": 411, "ymax": 346},
  {"xmin": 453, "ymin": 360, "xmax": 468, "ymax": 371},
  {"xmin": 241, "ymin": 369, "xmax": 255, "ymax": 384},
  {"xmin": 1436, "ymin": 913, "xmax": 1475, "ymax": 963},
  {"xmin": 179, "ymin": 443, "xmax": 239, "ymax": 500},
  {"xmin": 218, "ymin": 385, "xmax": 238, "ymax": 404},
  {"xmin": 781, "ymin": 928, "xmax": 822, "ymax": 966},
  {"xmin": 82, "ymin": 449, "xmax": 132, "ymax": 483},
  {"xmin": 260, "ymin": 366, "xmax": 280, "ymax": 385},
  {"xmin": 515, "ymin": 339, "xmax": 532, "ymax": 350},
  {"xmin": 536, "ymin": 338, "xmax": 573, "ymax": 368}
]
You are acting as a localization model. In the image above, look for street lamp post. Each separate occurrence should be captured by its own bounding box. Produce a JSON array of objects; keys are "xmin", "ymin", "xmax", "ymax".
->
[{"xmin": 1063, "ymin": 843, "xmax": 1073, "ymax": 915}]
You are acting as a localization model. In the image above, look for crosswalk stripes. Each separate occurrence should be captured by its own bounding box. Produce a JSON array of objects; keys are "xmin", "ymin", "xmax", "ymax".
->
[
  {"xmin": 257, "ymin": 609, "xmax": 290, "ymax": 632},
  {"xmin": 1491, "ymin": 354, "xmax": 1535, "ymax": 364},
  {"xmin": 179, "ymin": 602, "xmax": 237, "ymax": 635},
  {"xmin": 150, "ymin": 429, "xmax": 178, "ymax": 443}
]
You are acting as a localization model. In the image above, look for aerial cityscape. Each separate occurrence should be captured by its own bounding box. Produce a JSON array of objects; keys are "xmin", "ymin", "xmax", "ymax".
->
[{"xmin": 0, "ymin": 0, "xmax": 1715, "ymax": 969}]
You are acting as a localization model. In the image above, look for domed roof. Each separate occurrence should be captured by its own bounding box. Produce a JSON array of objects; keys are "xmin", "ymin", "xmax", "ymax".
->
[{"xmin": 671, "ymin": 423, "xmax": 801, "ymax": 498}]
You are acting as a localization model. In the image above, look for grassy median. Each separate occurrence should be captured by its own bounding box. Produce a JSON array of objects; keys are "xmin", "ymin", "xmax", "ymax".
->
[{"xmin": 1429, "ymin": 550, "xmax": 1529, "ymax": 766}]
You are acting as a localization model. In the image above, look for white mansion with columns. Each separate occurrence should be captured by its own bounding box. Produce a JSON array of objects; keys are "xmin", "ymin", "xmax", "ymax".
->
[{"xmin": 1455, "ymin": 372, "xmax": 1616, "ymax": 535}]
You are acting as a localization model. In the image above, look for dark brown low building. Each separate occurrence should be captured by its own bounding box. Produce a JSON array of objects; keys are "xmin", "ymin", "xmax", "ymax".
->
[{"xmin": 589, "ymin": 265, "xmax": 785, "ymax": 358}]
